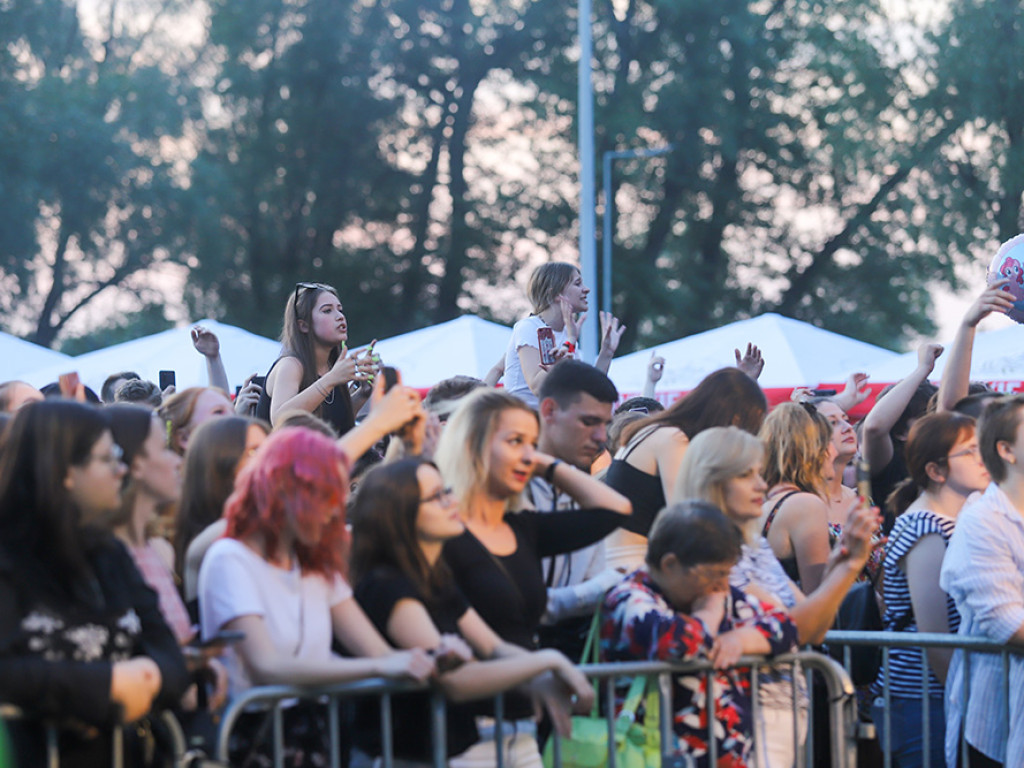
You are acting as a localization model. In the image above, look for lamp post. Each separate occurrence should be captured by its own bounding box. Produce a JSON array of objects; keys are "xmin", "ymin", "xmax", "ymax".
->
[
  {"xmin": 578, "ymin": 0, "xmax": 598, "ymax": 362},
  {"xmin": 601, "ymin": 145, "xmax": 674, "ymax": 315}
]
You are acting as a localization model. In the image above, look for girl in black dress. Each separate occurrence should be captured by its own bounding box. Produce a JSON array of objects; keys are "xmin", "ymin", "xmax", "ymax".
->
[
  {"xmin": 350, "ymin": 457, "xmax": 592, "ymax": 766},
  {"xmin": 434, "ymin": 388, "xmax": 632, "ymax": 766}
]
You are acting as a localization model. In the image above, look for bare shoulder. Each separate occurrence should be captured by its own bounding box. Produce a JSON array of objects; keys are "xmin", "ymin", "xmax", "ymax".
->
[
  {"xmin": 267, "ymin": 356, "xmax": 302, "ymax": 393},
  {"xmin": 771, "ymin": 490, "xmax": 828, "ymax": 525}
]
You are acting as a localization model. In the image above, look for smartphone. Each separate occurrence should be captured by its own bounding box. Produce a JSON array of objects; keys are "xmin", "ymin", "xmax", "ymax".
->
[
  {"xmin": 252, "ymin": 375, "xmax": 266, "ymax": 389},
  {"xmin": 190, "ymin": 630, "xmax": 245, "ymax": 649},
  {"xmin": 382, "ymin": 366, "xmax": 399, "ymax": 392},
  {"xmin": 811, "ymin": 388, "xmax": 837, "ymax": 397},
  {"xmin": 537, "ymin": 327, "xmax": 556, "ymax": 365},
  {"xmin": 159, "ymin": 370, "xmax": 176, "ymax": 390},
  {"xmin": 58, "ymin": 372, "xmax": 81, "ymax": 399},
  {"xmin": 855, "ymin": 459, "xmax": 871, "ymax": 505}
]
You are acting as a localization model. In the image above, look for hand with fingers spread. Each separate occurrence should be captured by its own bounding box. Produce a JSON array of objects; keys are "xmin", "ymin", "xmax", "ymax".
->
[
  {"xmin": 735, "ymin": 343, "xmax": 764, "ymax": 380},
  {"xmin": 598, "ymin": 311, "xmax": 626, "ymax": 357},
  {"xmin": 842, "ymin": 373, "xmax": 871, "ymax": 406}
]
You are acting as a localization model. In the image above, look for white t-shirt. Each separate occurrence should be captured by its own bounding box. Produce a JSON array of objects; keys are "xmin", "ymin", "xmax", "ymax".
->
[
  {"xmin": 198, "ymin": 537, "xmax": 352, "ymax": 698},
  {"xmin": 503, "ymin": 315, "xmax": 570, "ymax": 409}
]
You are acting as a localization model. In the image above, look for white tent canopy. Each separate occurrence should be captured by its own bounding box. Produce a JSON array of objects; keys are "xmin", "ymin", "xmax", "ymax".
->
[
  {"xmin": 862, "ymin": 322, "xmax": 1024, "ymax": 387},
  {"xmin": 354, "ymin": 315, "xmax": 511, "ymax": 389},
  {"xmin": 22, "ymin": 320, "xmax": 282, "ymax": 395},
  {"xmin": 2, "ymin": 332, "xmax": 72, "ymax": 381},
  {"xmin": 607, "ymin": 313, "xmax": 901, "ymax": 393}
]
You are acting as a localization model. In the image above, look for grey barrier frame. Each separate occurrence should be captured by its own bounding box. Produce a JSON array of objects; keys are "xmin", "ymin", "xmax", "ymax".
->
[
  {"xmin": 213, "ymin": 651, "xmax": 855, "ymax": 768},
  {"xmin": 826, "ymin": 630, "xmax": 1024, "ymax": 768},
  {"xmin": 0, "ymin": 651, "xmax": 854, "ymax": 768}
]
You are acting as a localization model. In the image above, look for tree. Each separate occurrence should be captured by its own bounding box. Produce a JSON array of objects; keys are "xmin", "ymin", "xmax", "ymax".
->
[
  {"xmin": 590, "ymin": 0, "xmax": 978, "ymax": 350},
  {"xmin": 187, "ymin": 0, "xmax": 583, "ymax": 340},
  {"xmin": 0, "ymin": 0, "xmax": 200, "ymax": 348}
]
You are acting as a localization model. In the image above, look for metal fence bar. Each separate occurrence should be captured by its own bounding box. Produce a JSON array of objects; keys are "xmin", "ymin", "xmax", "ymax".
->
[
  {"xmin": 494, "ymin": 692, "xmax": 505, "ymax": 768},
  {"xmin": 921, "ymin": 646, "xmax": 930, "ymax": 768},
  {"xmin": 5, "ymin": 651, "xmax": 854, "ymax": 768},
  {"xmin": 605, "ymin": 676, "xmax": 617, "ymax": 768},
  {"xmin": 1003, "ymin": 649, "xmax": 1011, "ymax": 765},
  {"xmin": 883, "ymin": 645, "xmax": 891, "ymax": 768},
  {"xmin": 826, "ymin": 630, "xmax": 1024, "ymax": 768}
]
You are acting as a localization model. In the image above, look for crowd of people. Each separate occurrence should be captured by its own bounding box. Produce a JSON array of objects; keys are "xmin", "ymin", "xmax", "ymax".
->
[{"xmin": 0, "ymin": 267, "xmax": 1022, "ymax": 768}]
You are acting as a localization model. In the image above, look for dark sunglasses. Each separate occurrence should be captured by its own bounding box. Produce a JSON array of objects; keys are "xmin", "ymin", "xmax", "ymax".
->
[{"xmin": 293, "ymin": 282, "xmax": 333, "ymax": 321}]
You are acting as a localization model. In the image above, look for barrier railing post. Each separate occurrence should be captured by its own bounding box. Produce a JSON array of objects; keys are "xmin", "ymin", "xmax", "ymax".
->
[
  {"xmin": 493, "ymin": 692, "xmax": 504, "ymax": 768},
  {"xmin": 605, "ymin": 677, "xmax": 617, "ymax": 768},
  {"xmin": 1002, "ymin": 649, "xmax": 1010, "ymax": 765},
  {"xmin": 658, "ymin": 672, "xmax": 672, "ymax": 763},
  {"xmin": 430, "ymin": 689, "xmax": 448, "ymax": 768},
  {"xmin": 328, "ymin": 695, "xmax": 340, "ymax": 768},
  {"xmin": 380, "ymin": 692, "xmax": 393, "ymax": 768},
  {"xmin": 961, "ymin": 649, "xmax": 970, "ymax": 768},
  {"xmin": 883, "ymin": 645, "xmax": 891, "ymax": 768},
  {"xmin": 921, "ymin": 649, "xmax": 930, "ymax": 768},
  {"xmin": 273, "ymin": 702, "xmax": 284, "ymax": 768}
]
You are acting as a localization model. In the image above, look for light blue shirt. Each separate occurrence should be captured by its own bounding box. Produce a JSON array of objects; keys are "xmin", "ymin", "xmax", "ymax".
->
[{"xmin": 939, "ymin": 483, "xmax": 1024, "ymax": 766}]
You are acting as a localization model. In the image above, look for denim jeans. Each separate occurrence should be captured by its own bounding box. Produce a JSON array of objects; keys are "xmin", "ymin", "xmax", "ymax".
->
[{"xmin": 872, "ymin": 695, "xmax": 947, "ymax": 768}]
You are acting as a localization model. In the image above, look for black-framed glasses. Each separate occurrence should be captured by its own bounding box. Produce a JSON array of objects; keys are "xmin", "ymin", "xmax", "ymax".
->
[{"xmin": 293, "ymin": 282, "xmax": 333, "ymax": 321}]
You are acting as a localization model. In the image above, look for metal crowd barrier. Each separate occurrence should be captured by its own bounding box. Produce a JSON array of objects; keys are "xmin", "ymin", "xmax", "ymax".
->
[
  {"xmin": 214, "ymin": 650, "xmax": 855, "ymax": 768},
  {"xmin": 0, "ymin": 705, "xmax": 187, "ymax": 768},
  {"xmin": 1, "ymin": 651, "xmax": 855, "ymax": 767},
  {"xmin": 826, "ymin": 629, "xmax": 1024, "ymax": 768}
]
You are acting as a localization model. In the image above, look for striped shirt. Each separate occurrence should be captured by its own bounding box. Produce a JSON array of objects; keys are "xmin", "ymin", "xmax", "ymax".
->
[
  {"xmin": 872, "ymin": 508, "xmax": 958, "ymax": 698},
  {"xmin": 939, "ymin": 483, "xmax": 1024, "ymax": 766}
]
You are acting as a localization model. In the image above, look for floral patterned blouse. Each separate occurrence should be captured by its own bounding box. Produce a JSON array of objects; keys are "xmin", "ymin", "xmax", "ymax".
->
[{"xmin": 600, "ymin": 569, "xmax": 798, "ymax": 768}]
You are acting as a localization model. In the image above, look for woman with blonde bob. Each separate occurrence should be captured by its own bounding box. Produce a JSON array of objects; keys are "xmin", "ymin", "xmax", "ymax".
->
[
  {"xmin": 757, "ymin": 402, "xmax": 838, "ymax": 593},
  {"xmin": 435, "ymin": 388, "xmax": 631, "ymax": 764},
  {"xmin": 502, "ymin": 262, "xmax": 622, "ymax": 408},
  {"xmin": 674, "ymin": 426, "xmax": 880, "ymax": 768}
]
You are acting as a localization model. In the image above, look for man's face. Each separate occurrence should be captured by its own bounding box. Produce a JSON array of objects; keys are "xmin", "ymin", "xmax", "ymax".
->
[{"xmin": 540, "ymin": 392, "xmax": 613, "ymax": 470}]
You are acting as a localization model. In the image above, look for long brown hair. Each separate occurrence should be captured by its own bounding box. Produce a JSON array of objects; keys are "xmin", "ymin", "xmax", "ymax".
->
[
  {"xmin": 174, "ymin": 416, "xmax": 268, "ymax": 579},
  {"xmin": 281, "ymin": 283, "xmax": 343, "ymax": 400},
  {"xmin": 621, "ymin": 367, "xmax": 767, "ymax": 447},
  {"xmin": 349, "ymin": 458, "xmax": 451, "ymax": 603}
]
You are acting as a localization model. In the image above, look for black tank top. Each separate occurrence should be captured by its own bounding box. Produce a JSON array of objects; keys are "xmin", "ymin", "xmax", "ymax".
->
[
  {"xmin": 604, "ymin": 425, "xmax": 672, "ymax": 535},
  {"xmin": 255, "ymin": 357, "xmax": 355, "ymax": 436}
]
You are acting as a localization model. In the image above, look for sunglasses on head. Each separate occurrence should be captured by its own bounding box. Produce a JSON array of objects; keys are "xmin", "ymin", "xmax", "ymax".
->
[{"xmin": 293, "ymin": 282, "xmax": 333, "ymax": 320}]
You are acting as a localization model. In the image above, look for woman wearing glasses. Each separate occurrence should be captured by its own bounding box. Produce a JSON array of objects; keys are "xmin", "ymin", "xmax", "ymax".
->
[
  {"xmin": 0, "ymin": 401, "xmax": 188, "ymax": 767},
  {"xmin": 256, "ymin": 281, "xmax": 379, "ymax": 434},
  {"xmin": 871, "ymin": 412, "xmax": 989, "ymax": 768},
  {"xmin": 349, "ymin": 458, "xmax": 592, "ymax": 766}
]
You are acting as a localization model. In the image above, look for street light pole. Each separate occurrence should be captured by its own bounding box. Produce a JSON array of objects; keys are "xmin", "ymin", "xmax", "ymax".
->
[
  {"xmin": 578, "ymin": 0, "xmax": 598, "ymax": 363},
  {"xmin": 601, "ymin": 145, "xmax": 674, "ymax": 315}
]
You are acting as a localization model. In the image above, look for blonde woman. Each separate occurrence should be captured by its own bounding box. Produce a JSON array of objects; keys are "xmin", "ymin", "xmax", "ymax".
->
[
  {"xmin": 435, "ymin": 388, "xmax": 631, "ymax": 765},
  {"xmin": 502, "ymin": 262, "xmax": 623, "ymax": 408},
  {"xmin": 758, "ymin": 402, "xmax": 836, "ymax": 594},
  {"xmin": 675, "ymin": 426, "xmax": 879, "ymax": 767}
]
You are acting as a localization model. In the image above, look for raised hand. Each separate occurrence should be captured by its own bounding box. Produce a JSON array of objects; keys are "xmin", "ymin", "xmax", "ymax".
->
[
  {"xmin": 917, "ymin": 342, "xmax": 944, "ymax": 373},
  {"xmin": 964, "ymin": 279, "xmax": 1015, "ymax": 328},
  {"xmin": 598, "ymin": 311, "xmax": 626, "ymax": 357},
  {"xmin": 735, "ymin": 343, "xmax": 764, "ymax": 380},
  {"xmin": 190, "ymin": 325, "xmax": 220, "ymax": 358}
]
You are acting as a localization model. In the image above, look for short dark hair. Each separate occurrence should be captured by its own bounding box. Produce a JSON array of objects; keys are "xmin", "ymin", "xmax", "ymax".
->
[
  {"xmin": 978, "ymin": 395, "xmax": 1024, "ymax": 484},
  {"xmin": 953, "ymin": 391, "xmax": 1002, "ymax": 420},
  {"xmin": 423, "ymin": 376, "xmax": 487, "ymax": 421},
  {"xmin": 615, "ymin": 396, "xmax": 664, "ymax": 416},
  {"xmin": 115, "ymin": 378, "xmax": 163, "ymax": 408},
  {"xmin": 646, "ymin": 500, "xmax": 742, "ymax": 570},
  {"xmin": 102, "ymin": 371, "xmax": 141, "ymax": 403},
  {"xmin": 538, "ymin": 359, "xmax": 618, "ymax": 409}
]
